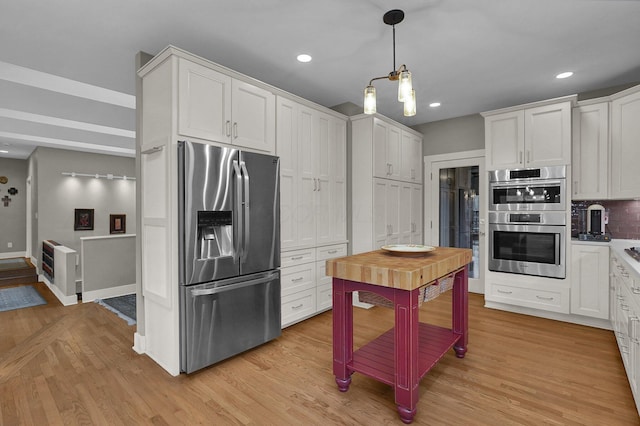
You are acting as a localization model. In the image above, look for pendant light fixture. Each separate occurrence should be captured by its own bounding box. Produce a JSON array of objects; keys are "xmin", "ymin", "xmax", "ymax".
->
[{"xmin": 363, "ymin": 9, "xmax": 416, "ymax": 117}]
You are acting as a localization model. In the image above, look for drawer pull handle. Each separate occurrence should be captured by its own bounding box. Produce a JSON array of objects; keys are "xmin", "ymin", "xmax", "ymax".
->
[
  {"xmin": 327, "ymin": 250, "xmax": 337, "ymax": 254},
  {"xmin": 621, "ymin": 304, "xmax": 629, "ymax": 311},
  {"xmin": 291, "ymin": 304, "xmax": 304, "ymax": 310},
  {"xmin": 291, "ymin": 256, "xmax": 303, "ymax": 260},
  {"xmin": 536, "ymin": 295, "xmax": 554, "ymax": 301},
  {"xmin": 497, "ymin": 289, "xmax": 512, "ymax": 295},
  {"xmin": 291, "ymin": 277, "xmax": 304, "ymax": 282},
  {"xmin": 633, "ymin": 288, "xmax": 640, "ymax": 295}
]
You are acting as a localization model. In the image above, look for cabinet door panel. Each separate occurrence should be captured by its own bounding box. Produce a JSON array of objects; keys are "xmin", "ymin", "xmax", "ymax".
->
[
  {"xmin": 411, "ymin": 184, "xmax": 423, "ymax": 244},
  {"xmin": 386, "ymin": 181, "xmax": 401, "ymax": 244},
  {"xmin": 485, "ymin": 111, "xmax": 523, "ymax": 169},
  {"xmin": 373, "ymin": 119, "xmax": 389, "ymax": 178},
  {"xmin": 525, "ymin": 102, "xmax": 571, "ymax": 167},
  {"xmin": 315, "ymin": 113, "xmax": 331, "ymax": 245},
  {"xmin": 374, "ymin": 179, "xmax": 388, "ymax": 246},
  {"xmin": 572, "ymin": 103, "xmax": 608, "ymax": 199},
  {"xmin": 331, "ymin": 118, "xmax": 348, "ymax": 243},
  {"xmin": 231, "ymin": 80, "xmax": 275, "ymax": 152},
  {"xmin": 387, "ymin": 125, "xmax": 402, "ymax": 180},
  {"xmin": 570, "ymin": 245, "xmax": 609, "ymax": 319},
  {"xmin": 276, "ymin": 98, "xmax": 298, "ymax": 249},
  {"xmin": 178, "ymin": 59, "xmax": 231, "ymax": 142},
  {"xmin": 399, "ymin": 184, "xmax": 412, "ymax": 243},
  {"xmin": 297, "ymin": 106, "xmax": 316, "ymax": 247},
  {"xmin": 611, "ymin": 90, "xmax": 640, "ymax": 198}
]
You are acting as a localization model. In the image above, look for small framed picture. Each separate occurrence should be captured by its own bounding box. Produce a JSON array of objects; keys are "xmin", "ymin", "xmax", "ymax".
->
[
  {"xmin": 74, "ymin": 208, "xmax": 94, "ymax": 231},
  {"xmin": 110, "ymin": 214, "xmax": 126, "ymax": 234}
]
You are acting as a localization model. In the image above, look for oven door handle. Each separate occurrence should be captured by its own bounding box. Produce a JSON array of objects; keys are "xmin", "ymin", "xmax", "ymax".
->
[{"xmin": 555, "ymin": 233, "xmax": 561, "ymax": 265}]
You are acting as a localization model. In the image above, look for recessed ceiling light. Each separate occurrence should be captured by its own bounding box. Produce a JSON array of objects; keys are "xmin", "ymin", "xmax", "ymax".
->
[
  {"xmin": 429, "ymin": 102, "xmax": 441, "ymax": 108},
  {"xmin": 297, "ymin": 54, "xmax": 312, "ymax": 63},
  {"xmin": 0, "ymin": 150, "xmax": 8, "ymax": 153},
  {"xmin": 556, "ymin": 71, "xmax": 573, "ymax": 79}
]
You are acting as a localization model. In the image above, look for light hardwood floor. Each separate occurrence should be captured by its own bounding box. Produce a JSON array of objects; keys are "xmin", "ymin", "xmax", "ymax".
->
[{"xmin": 1, "ymin": 282, "xmax": 638, "ymax": 425}]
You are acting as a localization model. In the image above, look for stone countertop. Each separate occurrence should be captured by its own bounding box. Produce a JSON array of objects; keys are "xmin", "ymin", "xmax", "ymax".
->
[
  {"xmin": 325, "ymin": 246, "xmax": 472, "ymax": 291},
  {"xmin": 610, "ymin": 239, "xmax": 640, "ymax": 278}
]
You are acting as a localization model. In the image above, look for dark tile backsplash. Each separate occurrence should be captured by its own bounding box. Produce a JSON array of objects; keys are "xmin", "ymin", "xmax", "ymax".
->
[{"xmin": 571, "ymin": 200, "xmax": 640, "ymax": 239}]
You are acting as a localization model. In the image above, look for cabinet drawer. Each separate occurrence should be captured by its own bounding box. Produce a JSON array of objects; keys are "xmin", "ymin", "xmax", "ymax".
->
[
  {"xmin": 317, "ymin": 261, "xmax": 332, "ymax": 311},
  {"xmin": 282, "ymin": 289, "xmax": 316, "ymax": 327},
  {"xmin": 281, "ymin": 248, "xmax": 315, "ymax": 268},
  {"xmin": 316, "ymin": 244, "xmax": 347, "ymax": 261},
  {"xmin": 488, "ymin": 283, "xmax": 569, "ymax": 313},
  {"xmin": 317, "ymin": 282, "xmax": 332, "ymax": 311},
  {"xmin": 281, "ymin": 263, "xmax": 315, "ymax": 296}
]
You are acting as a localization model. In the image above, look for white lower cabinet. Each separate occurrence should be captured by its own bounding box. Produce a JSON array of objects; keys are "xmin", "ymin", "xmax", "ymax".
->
[
  {"xmin": 280, "ymin": 243, "xmax": 346, "ymax": 327},
  {"xmin": 485, "ymin": 272, "xmax": 570, "ymax": 314},
  {"xmin": 570, "ymin": 243, "xmax": 609, "ymax": 319},
  {"xmin": 610, "ymin": 249, "xmax": 640, "ymax": 416}
]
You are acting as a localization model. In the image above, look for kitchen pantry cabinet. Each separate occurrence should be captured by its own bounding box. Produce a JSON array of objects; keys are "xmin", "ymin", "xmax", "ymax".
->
[
  {"xmin": 277, "ymin": 96, "xmax": 347, "ymax": 250},
  {"xmin": 351, "ymin": 114, "xmax": 424, "ymax": 254},
  {"xmin": 570, "ymin": 243, "xmax": 609, "ymax": 319},
  {"xmin": 178, "ymin": 58, "xmax": 275, "ymax": 152},
  {"xmin": 610, "ymin": 249, "xmax": 640, "ymax": 415},
  {"xmin": 138, "ymin": 46, "xmax": 345, "ymax": 375},
  {"xmin": 571, "ymin": 101, "xmax": 609, "ymax": 199},
  {"xmin": 610, "ymin": 85, "xmax": 640, "ymax": 199},
  {"xmin": 482, "ymin": 97, "xmax": 574, "ymax": 170}
]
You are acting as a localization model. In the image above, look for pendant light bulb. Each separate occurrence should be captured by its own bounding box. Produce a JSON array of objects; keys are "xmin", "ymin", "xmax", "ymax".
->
[
  {"xmin": 403, "ymin": 89, "xmax": 416, "ymax": 117},
  {"xmin": 398, "ymin": 70, "xmax": 412, "ymax": 102},
  {"xmin": 364, "ymin": 85, "xmax": 377, "ymax": 114}
]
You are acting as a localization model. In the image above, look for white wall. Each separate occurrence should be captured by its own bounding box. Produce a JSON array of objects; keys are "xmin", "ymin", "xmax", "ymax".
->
[
  {"xmin": 0, "ymin": 158, "xmax": 27, "ymax": 254},
  {"xmin": 31, "ymin": 147, "xmax": 135, "ymax": 281}
]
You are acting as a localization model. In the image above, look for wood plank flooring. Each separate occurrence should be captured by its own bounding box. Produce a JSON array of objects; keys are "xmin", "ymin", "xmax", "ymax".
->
[{"xmin": 1, "ymin": 282, "xmax": 638, "ymax": 425}]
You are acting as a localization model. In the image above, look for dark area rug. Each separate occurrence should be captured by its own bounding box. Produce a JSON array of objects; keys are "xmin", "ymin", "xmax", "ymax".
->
[
  {"xmin": 0, "ymin": 285, "xmax": 46, "ymax": 312},
  {"xmin": 95, "ymin": 294, "xmax": 136, "ymax": 325}
]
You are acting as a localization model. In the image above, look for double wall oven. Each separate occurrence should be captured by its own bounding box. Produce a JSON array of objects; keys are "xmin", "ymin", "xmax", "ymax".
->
[{"xmin": 488, "ymin": 166, "xmax": 567, "ymax": 279}]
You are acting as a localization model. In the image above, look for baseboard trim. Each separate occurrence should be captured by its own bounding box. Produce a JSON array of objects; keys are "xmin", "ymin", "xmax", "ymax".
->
[
  {"xmin": 82, "ymin": 283, "xmax": 136, "ymax": 303},
  {"xmin": 0, "ymin": 251, "xmax": 27, "ymax": 260},
  {"xmin": 133, "ymin": 332, "xmax": 146, "ymax": 354},
  {"xmin": 484, "ymin": 300, "xmax": 612, "ymax": 330},
  {"xmin": 39, "ymin": 274, "xmax": 78, "ymax": 306}
]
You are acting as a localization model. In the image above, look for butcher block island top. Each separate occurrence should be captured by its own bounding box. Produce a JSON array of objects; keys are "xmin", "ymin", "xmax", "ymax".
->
[{"xmin": 325, "ymin": 246, "xmax": 472, "ymax": 290}]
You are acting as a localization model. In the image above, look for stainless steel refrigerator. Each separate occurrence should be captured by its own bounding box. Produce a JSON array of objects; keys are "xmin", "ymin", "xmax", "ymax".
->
[{"xmin": 178, "ymin": 140, "xmax": 281, "ymax": 373}]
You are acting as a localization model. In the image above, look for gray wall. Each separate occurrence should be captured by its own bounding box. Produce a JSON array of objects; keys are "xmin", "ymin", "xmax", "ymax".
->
[
  {"xmin": 0, "ymin": 158, "xmax": 28, "ymax": 253},
  {"xmin": 31, "ymin": 147, "xmax": 135, "ymax": 281},
  {"xmin": 413, "ymin": 113, "xmax": 485, "ymax": 157}
]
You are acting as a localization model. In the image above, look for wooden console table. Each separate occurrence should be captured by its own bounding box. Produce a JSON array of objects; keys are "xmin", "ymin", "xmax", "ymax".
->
[{"xmin": 326, "ymin": 247, "xmax": 472, "ymax": 424}]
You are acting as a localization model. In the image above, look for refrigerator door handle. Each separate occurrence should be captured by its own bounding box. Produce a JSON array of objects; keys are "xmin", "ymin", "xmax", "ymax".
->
[
  {"xmin": 233, "ymin": 160, "xmax": 243, "ymax": 264},
  {"xmin": 240, "ymin": 161, "xmax": 250, "ymax": 262},
  {"xmin": 190, "ymin": 272, "xmax": 279, "ymax": 296}
]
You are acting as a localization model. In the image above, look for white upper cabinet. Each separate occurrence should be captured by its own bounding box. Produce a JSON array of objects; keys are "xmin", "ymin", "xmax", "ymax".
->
[
  {"xmin": 276, "ymin": 96, "xmax": 347, "ymax": 250},
  {"xmin": 572, "ymin": 102, "xmax": 609, "ymax": 200},
  {"xmin": 401, "ymin": 131, "xmax": 423, "ymax": 182},
  {"xmin": 178, "ymin": 58, "xmax": 275, "ymax": 152},
  {"xmin": 610, "ymin": 87, "xmax": 640, "ymax": 199},
  {"xmin": 351, "ymin": 113, "xmax": 423, "ymax": 254},
  {"xmin": 484, "ymin": 98, "xmax": 573, "ymax": 170},
  {"xmin": 373, "ymin": 118, "xmax": 402, "ymax": 180}
]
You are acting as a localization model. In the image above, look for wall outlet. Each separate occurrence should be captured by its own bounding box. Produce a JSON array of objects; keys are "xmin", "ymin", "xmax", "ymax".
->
[{"xmin": 7, "ymin": 242, "xmax": 12, "ymax": 248}]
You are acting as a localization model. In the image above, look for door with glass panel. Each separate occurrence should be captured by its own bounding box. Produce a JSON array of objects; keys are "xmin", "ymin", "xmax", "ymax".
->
[{"xmin": 425, "ymin": 152, "xmax": 485, "ymax": 293}]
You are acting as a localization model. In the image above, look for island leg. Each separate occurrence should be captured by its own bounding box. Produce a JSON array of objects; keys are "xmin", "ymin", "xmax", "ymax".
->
[
  {"xmin": 332, "ymin": 278, "xmax": 353, "ymax": 392},
  {"xmin": 394, "ymin": 287, "xmax": 420, "ymax": 423},
  {"xmin": 453, "ymin": 266, "xmax": 469, "ymax": 358}
]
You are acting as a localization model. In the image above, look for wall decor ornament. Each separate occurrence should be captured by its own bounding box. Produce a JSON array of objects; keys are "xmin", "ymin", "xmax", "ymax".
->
[
  {"xmin": 74, "ymin": 208, "xmax": 94, "ymax": 231},
  {"xmin": 109, "ymin": 214, "xmax": 126, "ymax": 234},
  {"xmin": 8, "ymin": 187, "xmax": 18, "ymax": 195},
  {"xmin": 2, "ymin": 195, "xmax": 10, "ymax": 207},
  {"xmin": 0, "ymin": 176, "xmax": 7, "ymax": 184}
]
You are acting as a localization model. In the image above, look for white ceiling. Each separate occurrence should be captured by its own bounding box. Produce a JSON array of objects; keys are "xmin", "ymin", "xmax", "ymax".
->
[{"xmin": 1, "ymin": 0, "xmax": 640, "ymax": 160}]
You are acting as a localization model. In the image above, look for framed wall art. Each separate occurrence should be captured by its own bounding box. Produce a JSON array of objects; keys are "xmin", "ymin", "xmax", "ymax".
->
[
  {"xmin": 74, "ymin": 208, "xmax": 94, "ymax": 231},
  {"xmin": 110, "ymin": 214, "xmax": 126, "ymax": 234}
]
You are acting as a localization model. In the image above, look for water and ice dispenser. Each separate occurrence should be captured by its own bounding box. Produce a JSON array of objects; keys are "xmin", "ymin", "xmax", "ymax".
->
[{"xmin": 197, "ymin": 211, "xmax": 233, "ymax": 259}]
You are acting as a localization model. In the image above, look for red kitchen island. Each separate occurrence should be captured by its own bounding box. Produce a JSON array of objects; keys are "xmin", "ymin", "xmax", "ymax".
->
[{"xmin": 326, "ymin": 247, "xmax": 472, "ymax": 424}]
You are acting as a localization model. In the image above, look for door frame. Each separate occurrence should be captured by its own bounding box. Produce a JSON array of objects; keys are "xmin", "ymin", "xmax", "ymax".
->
[{"xmin": 424, "ymin": 149, "xmax": 486, "ymax": 294}]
